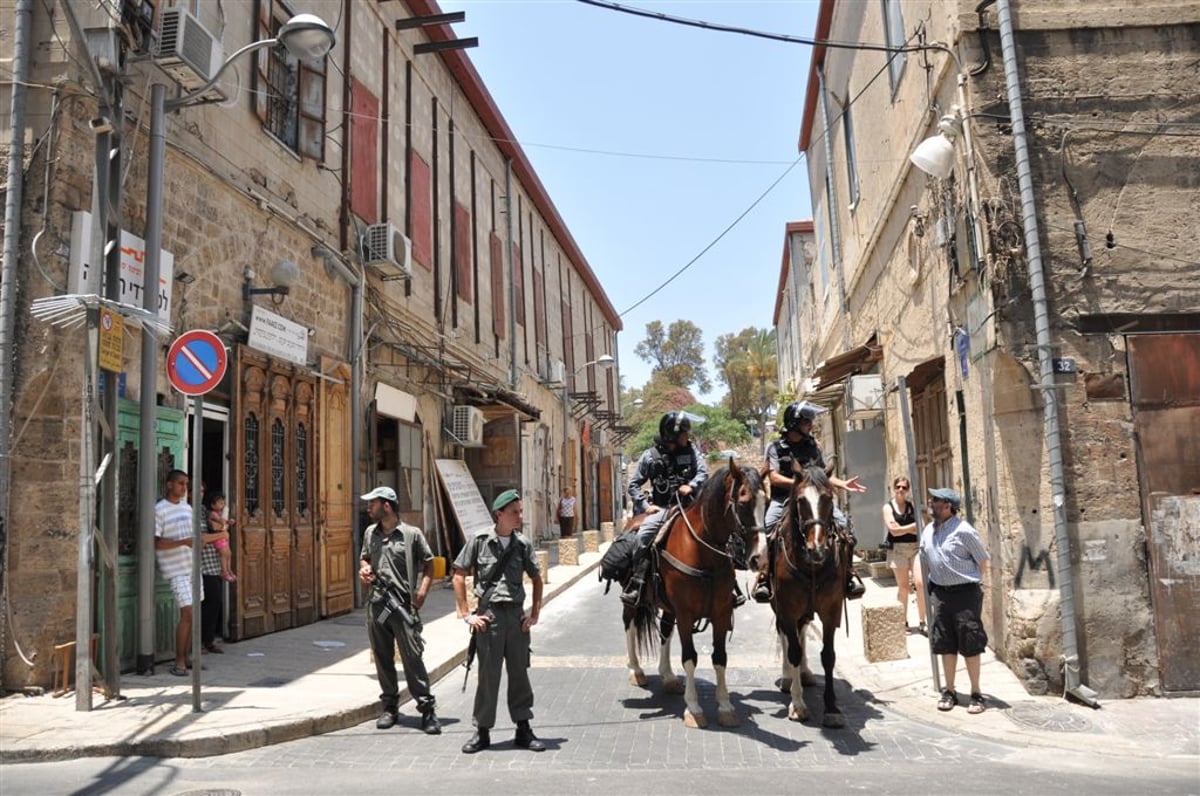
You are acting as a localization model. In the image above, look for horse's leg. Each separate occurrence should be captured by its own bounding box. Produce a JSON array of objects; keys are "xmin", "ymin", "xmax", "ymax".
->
[
  {"xmin": 777, "ymin": 630, "xmax": 793, "ymax": 693},
  {"xmin": 713, "ymin": 613, "xmax": 739, "ymax": 727},
  {"xmin": 782, "ymin": 621, "xmax": 810, "ymax": 722},
  {"xmin": 677, "ymin": 619, "xmax": 707, "ymax": 728},
  {"xmin": 820, "ymin": 613, "xmax": 845, "ymax": 728},
  {"xmin": 798, "ymin": 619, "xmax": 817, "ymax": 687},
  {"xmin": 658, "ymin": 612, "xmax": 682, "ymax": 694},
  {"xmin": 624, "ymin": 606, "xmax": 647, "ymax": 687}
]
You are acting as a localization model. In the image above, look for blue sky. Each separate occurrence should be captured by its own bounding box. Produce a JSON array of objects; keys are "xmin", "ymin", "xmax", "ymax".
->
[{"xmin": 444, "ymin": 1, "xmax": 820, "ymax": 399}]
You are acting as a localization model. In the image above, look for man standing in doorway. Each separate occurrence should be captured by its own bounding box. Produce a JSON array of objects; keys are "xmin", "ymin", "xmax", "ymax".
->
[
  {"xmin": 359, "ymin": 485, "xmax": 441, "ymax": 734},
  {"xmin": 453, "ymin": 489, "xmax": 546, "ymax": 754},
  {"xmin": 920, "ymin": 487, "xmax": 991, "ymax": 715},
  {"xmin": 154, "ymin": 470, "xmax": 224, "ymax": 676}
]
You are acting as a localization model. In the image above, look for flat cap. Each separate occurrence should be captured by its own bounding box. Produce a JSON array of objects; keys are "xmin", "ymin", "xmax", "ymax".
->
[{"xmin": 928, "ymin": 487, "xmax": 961, "ymax": 509}]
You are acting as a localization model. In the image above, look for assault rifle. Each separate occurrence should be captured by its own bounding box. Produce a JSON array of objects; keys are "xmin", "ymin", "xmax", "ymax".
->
[{"xmin": 374, "ymin": 582, "xmax": 418, "ymax": 628}]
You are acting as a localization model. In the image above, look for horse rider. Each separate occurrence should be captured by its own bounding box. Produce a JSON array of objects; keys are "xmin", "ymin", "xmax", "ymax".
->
[
  {"xmin": 752, "ymin": 401, "xmax": 868, "ymax": 603},
  {"xmin": 621, "ymin": 412, "xmax": 735, "ymax": 607}
]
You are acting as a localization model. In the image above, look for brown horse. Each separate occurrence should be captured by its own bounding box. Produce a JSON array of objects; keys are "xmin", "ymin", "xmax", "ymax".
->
[
  {"xmin": 626, "ymin": 461, "xmax": 764, "ymax": 728},
  {"xmin": 769, "ymin": 464, "xmax": 849, "ymax": 727}
]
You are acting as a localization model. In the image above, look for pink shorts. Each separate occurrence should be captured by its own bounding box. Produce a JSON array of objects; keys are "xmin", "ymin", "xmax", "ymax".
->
[{"xmin": 213, "ymin": 537, "xmax": 229, "ymax": 551}]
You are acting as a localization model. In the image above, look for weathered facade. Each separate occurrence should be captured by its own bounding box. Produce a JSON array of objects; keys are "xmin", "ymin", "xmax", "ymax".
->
[
  {"xmin": 783, "ymin": 0, "xmax": 1199, "ymax": 697},
  {"xmin": 0, "ymin": 0, "xmax": 623, "ymax": 689}
]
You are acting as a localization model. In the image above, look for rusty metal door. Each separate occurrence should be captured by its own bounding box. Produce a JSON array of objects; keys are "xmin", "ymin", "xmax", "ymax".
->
[{"xmin": 1128, "ymin": 333, "xmax": 1200, "ymax": 692}]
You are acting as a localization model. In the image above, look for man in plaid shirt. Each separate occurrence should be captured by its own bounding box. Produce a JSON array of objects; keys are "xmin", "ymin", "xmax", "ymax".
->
[{"xmin": 199, "ymin": 489, "xmax": 227, "ymax": 654}]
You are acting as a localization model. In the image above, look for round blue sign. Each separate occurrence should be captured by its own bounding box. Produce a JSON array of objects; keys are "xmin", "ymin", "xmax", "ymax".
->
[{"xmin": 167, "ymin": 330, "xmax": 228, "ymax": 396}]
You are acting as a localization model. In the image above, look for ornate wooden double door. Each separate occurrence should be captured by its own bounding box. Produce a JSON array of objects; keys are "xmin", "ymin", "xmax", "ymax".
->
[{"xmin": 231, "ymin": 347, "xmax": 354, "ymax": 640}]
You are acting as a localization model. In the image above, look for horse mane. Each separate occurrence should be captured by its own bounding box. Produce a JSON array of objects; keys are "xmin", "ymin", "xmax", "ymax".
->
[
  {"xmin": 799, "ymin": 463, "xmax": 831, "ymax": 495},
  {"xmin": 692, "ymin": 462, "xmax": 762, "ymax": 522}
]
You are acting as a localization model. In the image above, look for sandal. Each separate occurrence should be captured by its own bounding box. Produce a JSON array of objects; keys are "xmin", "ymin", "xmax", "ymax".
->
[
  {"xmin": 168, "ymin": 664, "xmax": 188, "ymax": 677},
  {"xmin": 967, "ymin": 692, "xmax": 986, "ymax": 714},
  {"xmin": 937, "ymin": 688, "xmax": 957, "ymax": 711}
]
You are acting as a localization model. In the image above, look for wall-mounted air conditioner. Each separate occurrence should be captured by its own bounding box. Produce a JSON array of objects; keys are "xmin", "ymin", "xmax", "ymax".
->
[
  {"xmin": 549, "ymin": 360, "xmax": 566, "ymax": 385},
  {"xmin": 361, "ymin": 223, "xmax": 413, "ymax": 280},
  {"xmin": 153, "ymin": 7, "xmax": 226, "ymax": 102},
  {"xmin": 846, "ymin": 374, "xmax": 884, "ymax": 419},
  {"xmin": 452, "ymin": 405, "xmax": 485, "ymax": 446}
]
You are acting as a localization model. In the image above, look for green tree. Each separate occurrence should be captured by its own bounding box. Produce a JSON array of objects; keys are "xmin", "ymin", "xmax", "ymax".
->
[
  {"xmin": 714, "ymin": 327, "xmax": 758, "ymax": 421},
  {"xmin": 634, "ymin": 320, "xmax": 711, "ymax": 394},
  {"xmin": 715, "ymin": 327, "xmax": 778, "ymax": 445},
  {"xmin": 623, "ymin": 373, "xmax": 697, "ymax": 457}
]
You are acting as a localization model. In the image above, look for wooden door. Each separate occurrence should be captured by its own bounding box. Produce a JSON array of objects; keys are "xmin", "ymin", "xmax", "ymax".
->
[
  {"xmin": 318, "ymin": 358, "xmax": 354, "ymax": 617},
  {"xmin": 232, "ymin": 346, "xmax": 318, "ymax": 639},
  {"xmin": 1128, "ymin": 333, "xmax": 1200, "ymax": 692}
]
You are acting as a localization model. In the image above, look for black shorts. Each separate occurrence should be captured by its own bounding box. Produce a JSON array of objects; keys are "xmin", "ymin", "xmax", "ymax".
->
[{"xmin": 928, "ymin": 582, "xmax": 988, "ymax": 657}]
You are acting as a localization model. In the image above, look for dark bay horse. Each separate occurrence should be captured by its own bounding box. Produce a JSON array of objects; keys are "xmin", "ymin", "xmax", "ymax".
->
[
  {"xmin": 769, "ymin": 464, "xmax": 848, "ymax": 727},
  {"xmin": 625, "ymin": 461, "xmax": 764, "ymax": 728}
]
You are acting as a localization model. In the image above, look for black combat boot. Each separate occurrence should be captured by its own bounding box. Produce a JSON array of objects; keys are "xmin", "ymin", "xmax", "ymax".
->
[
  {"xmin": 462, "ymin": 728, "xmax": 490, "ymax": 754},
  {"xmin": 514, "ymin": 720, "xmax": 546, "ymax": 751},
  {"xmin": 752, "ymin": 571, "xmax": 772, "ymax": 603},
  {"xmin": 732, "ymin": 581, "xmax": 747, "ymax": 608},
  {"xmin": 620, "ymin": 555, "xmax": 649, "ymax": 607}
]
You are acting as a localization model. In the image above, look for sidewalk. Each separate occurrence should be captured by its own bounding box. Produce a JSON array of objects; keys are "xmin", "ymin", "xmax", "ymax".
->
[{"xmin": 2, "ymin": 548, "xmax": 1196, "ymax": 763}]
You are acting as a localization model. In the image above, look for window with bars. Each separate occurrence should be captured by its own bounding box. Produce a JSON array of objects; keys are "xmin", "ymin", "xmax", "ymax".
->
[
  {"xmin": 297, "ymin": 422, "xmax": 309, "ymax": 516},
  {"xmin": 254, "ymin": 0, "xmax": 327, "ymax": 159},
  {"xmin": 244, "ymin": 413, "xmax": 259, "ymax": 515},
  {"xmin": 271, "ymin": 418, "xmax": 285, "ymax": 516}
]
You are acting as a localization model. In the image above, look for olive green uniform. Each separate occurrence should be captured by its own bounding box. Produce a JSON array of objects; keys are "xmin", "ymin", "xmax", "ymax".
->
[{"xmin": 453, "ymin": 529, "xmax": 542, "ymax": 730}]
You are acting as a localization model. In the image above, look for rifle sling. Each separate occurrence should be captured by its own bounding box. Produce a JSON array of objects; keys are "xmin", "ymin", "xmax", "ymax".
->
[{"xmin": 474, "ymin": 536, "xmax": 521, "ymax": 615}]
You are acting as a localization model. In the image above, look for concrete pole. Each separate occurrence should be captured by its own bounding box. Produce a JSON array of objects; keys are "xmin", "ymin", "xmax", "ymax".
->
[{"xmin": 137, "ymin": 84, "xmax": 167, "ymax": 673}]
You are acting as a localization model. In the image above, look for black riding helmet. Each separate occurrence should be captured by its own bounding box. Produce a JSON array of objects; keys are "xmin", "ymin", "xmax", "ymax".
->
[
  {"xmin": 782, "ymin": 401, "xmax": 819, "ymax": 433},
  {"xmin": 658, "ymin": 411, "xmax": 691, "ymax": 443}
]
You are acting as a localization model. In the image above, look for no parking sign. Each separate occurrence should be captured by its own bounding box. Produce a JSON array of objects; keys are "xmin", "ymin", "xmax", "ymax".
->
[{"xmin": 166, "ymin": 330, "xmax": 228, "ymax": 396}]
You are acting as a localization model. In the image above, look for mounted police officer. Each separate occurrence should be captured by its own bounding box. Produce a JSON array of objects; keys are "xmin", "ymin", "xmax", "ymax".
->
[
  {"xmin": 620, "ymin": 412, "xmax": 710, "ymax": 607},
  {"xmin": 752, "ymin": 401, "xmax": 868, "ymax": 602}
]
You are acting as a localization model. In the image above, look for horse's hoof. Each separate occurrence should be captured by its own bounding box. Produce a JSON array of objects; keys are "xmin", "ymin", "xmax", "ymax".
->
[
  {"xmin": 800, "ymin": 671, "xmax": 818, "ymax": 688},
  {"xmin": 716, "ymin": 709, "xmax": 740, "ymax": 728},
  {"xmin": 683, "ymin": 710, "xmax": 707, "ymax": 729},
  {"xmin": 629, "ymin": 672, "xmax": 648, "ymax": 687},
  {"xmin": 662, "ymin": 677, "xmax": 685, "ymax": 695},
  {"xmin": 777, "ymin": 677, "xmax": 792, "ymax": 693},
  {"xmin": 787, "ymin": 705, "xmax": 810, "ymax": 723},
  {"xmin": 823, "ymin": 712, "xmax": 846, "ymax": 729}
]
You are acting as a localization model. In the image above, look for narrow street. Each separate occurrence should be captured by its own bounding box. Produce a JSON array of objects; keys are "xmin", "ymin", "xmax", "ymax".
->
[{"xmin": 4, "ymin": 573, "xmax": 1196, "ymax": 795}]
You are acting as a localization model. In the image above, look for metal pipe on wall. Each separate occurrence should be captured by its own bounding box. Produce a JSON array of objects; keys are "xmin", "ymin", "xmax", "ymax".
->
[
  {"xmin": 0, "ymin": 0, "xmax": 35, "ymax": 681},
  {"xmin": 995, "ymin": 0, "xmax": 1095, "ymax": 706}
]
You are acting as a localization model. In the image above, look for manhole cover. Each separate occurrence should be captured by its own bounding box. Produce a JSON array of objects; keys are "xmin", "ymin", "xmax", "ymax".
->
[
  {"xmin": 247, "ymin": 677, "xmax": 291, "ymax": 688},
  {"xmin": 1005, "ymin": 701, "xmax": 1093, "ymax": 732}
]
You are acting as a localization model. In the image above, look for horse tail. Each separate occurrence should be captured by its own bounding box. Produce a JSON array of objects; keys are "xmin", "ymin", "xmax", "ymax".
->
[{"xmin": 631, "ymin": 601, "xmax": 658, "ymax": 657}]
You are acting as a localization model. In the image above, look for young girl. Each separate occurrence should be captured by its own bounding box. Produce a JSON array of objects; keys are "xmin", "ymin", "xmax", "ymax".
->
[{"xmin": 205, "ymin": 492, "xmax": 237, "ymax": 582}]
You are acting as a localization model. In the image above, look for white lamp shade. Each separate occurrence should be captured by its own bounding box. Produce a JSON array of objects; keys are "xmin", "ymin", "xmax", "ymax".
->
[
  {"xmin": 910, "ymin": 133, "xmax": 957, "ymax": 179},
  {"xmin": 279, "ymin": 13, "xmax": 336, "ymax": 61},
  {"xmin": 270, "ymin": 259, "xmax": 301, "ymax": 289}
]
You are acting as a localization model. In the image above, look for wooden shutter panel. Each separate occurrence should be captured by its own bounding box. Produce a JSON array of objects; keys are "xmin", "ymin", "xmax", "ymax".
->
[
  {"xmin": 298, "ymin": 57, "xmax": 328, "ymax": 161},
  {"xmin": 454, "ymin": 202, "xmax": 472, "ymax": 303},
  {"xmin": 349, "ymin": 78, "xmax": 379, "ymax": 223},
  {"xmin": 253, "ymin": 0, "xmax": 272, "ymax": 123},
  {"xmin": 490, "ymin": 232, "xmax": 504, "ymax": 339}
]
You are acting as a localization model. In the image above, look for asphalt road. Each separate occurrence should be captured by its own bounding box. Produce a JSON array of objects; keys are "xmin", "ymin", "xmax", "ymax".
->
[{"xmin": 5, "ymin": 574, "xmax": 1198, "ymax": 795}]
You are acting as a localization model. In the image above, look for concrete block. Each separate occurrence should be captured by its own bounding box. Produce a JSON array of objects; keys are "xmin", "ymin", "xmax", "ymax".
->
[
  {"xmin": 600, "ymin": 522, "xmax": 615, "ymax": 543},
  {"xmin": 868, "ymin": 561, "xmax": 893, "ymax": 581},
  {"xmin": 861, "ymin": 602, "xmax": 908, "ymax": 662},
  {"xmin": 582, "ymin": 530, "xmax": 600, "ymax": 553},
  {"xmin": 558, "ymin": 537, "xmax": 579, "ymax": 566}
]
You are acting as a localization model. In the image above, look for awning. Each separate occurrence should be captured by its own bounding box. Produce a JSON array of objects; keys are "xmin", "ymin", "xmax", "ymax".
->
[
  {"xmin": 456, "ymin": 384, "xmax": 541, "ymax": 421},
  {"xmin": 811, "ymin": 335, "xmax": 882, "ymax": 389}
]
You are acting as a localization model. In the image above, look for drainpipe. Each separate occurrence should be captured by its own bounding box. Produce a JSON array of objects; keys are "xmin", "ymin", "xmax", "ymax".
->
[
  {"xmin": 996, "ymin": 0, "xmax": 1096, "ymax": 706},
  {"xmin": 505, "ymin": 158, "xmax": 517, "ymax": 388},
  {"xmin": 0, "ymin": 0, "xmax": 35, "ymax": 679}
]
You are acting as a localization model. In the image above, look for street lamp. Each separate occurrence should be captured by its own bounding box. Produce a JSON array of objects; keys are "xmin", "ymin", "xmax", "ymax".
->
[
  {"xmin": 561, "ymin": 354, "xmax": 615, "ymax": 497},
  {"xmin": 136, "ymin": 14, "xmax": 336, "ymax": 686}
]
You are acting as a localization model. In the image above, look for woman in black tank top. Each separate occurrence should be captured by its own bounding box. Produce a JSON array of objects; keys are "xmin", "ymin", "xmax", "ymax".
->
[{"xmin": 882, "ymin": 477, "xmax": 926, "ymax": 630}]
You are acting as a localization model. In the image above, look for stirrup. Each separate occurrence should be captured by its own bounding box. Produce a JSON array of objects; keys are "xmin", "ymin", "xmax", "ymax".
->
[{"xmin": 620, "ymin": 582, "xmax": 642, "ymax": 607}]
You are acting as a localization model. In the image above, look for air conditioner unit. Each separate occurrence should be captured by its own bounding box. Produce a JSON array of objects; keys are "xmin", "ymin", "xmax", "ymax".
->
[
  {"xmin": 153, "ymin": 7, "xmax": 227, "ymax": 102},
  {"xmin": 452, "ymin": 405, "xmax": 485, "ymax": 446},
  {"xmin": 361, "ymin": 223, "xmax": 413, "ymax": 280},
  {"xmin": 846, "ymin": 374, "xmax": 884, "ymax": 419},
  {"xmin": 549, "ymin": 360, "xmax": 566, "ymax": 385}
]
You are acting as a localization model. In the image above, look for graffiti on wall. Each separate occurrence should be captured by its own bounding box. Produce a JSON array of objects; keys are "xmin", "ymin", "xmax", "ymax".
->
[{"xmin": 1015, "ymin": 544, "xmax": 1055, "ymax": 588}]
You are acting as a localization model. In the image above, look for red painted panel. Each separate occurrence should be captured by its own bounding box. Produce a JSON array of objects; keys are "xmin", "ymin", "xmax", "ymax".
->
[
  {"xmin": 410, "ymin": 151, "xmax": 433, "ymax": 270},
  {"xmin": 513, "ymin": 243, "xmax": 525, "ymax": 326},
  {"xmin": 490, "ymin": 232, "xmax": 504, "ymax": 338},
  {"xmin": 532, "ymin": 268, "xmax": 545, "ymax": 348},
  {"xmin": 454, "ymin": 202, "xmax": 472, "ymax": 303},
  {"xmin": 349, "ymin": 79, "xmax": 378, "ymax": 224}
]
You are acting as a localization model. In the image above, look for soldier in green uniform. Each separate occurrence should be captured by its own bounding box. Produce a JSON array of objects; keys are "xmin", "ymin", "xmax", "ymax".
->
[
  {"xmin": 452, "ymin": 489, "xmax": 546, "ymax": 754},
  {"xmin": 359, "ymin": 486, "xmax": 442, "ymax": 734}
]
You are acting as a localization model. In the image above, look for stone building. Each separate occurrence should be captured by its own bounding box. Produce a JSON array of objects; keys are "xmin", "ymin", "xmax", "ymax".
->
[
  {"xmin": 781, "ymin": 0, "xmax": 1199, "ymax": 698},
  {"xmin": 0, "ymin": 0, "xmax": 623, "ymax": 689}
]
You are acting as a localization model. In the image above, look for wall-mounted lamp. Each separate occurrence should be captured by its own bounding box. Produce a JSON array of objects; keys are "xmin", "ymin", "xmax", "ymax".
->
[
  {"xmin": 176, "ymin": 270, "xmax": 196, "ymax": 285},
  {"xmin": 910, "ymin": 114, "xmax": 964, "ymax": 180},
  {"xmin": 243, "ymin": 259, "xmax": 300, "ymax": 305}
]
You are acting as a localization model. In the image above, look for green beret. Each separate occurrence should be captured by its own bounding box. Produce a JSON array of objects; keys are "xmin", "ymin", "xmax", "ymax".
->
[{"xmin": 492, "ymin": 489, "xmax": 521, "ymax": 512}]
